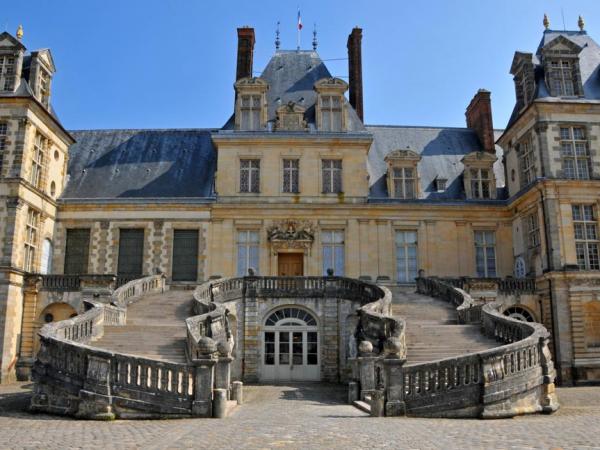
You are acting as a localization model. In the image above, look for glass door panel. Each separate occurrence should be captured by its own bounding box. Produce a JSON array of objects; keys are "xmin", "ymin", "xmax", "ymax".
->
[
  {"xmin": 279, "ymin": 331, "xmax": 290, "ymax": 364},
  {"xmin": 292, "ymin": 332, "xmax": 303, "ymax": 365}
]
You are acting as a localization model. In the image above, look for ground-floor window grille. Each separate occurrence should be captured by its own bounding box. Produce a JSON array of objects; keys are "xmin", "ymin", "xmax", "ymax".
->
[
  {"xmin": 395, "ymin": 230, "xmax": 418, "ymax": 282},
  {"xmin": 322, "ymin": 230, "xmax": 344, "ymax": 275}
]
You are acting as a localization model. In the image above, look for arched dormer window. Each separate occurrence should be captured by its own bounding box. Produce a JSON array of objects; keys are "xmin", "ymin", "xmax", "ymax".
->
[
  {"xmin": 314, "ymin": 78, "xmax": 348, "ymax": 132},
  {"xmin": 384, "ymin": 149, "xmax": 421, "ymax": 199},
  {"xmin": 234, "ymin": 77, "xmax": 269, "ymax": 131}
]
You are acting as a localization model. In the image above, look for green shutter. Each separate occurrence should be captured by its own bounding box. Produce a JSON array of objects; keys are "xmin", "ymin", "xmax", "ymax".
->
[
  {"xmin": 172, "ymin": 230, "xmax": 198, "ymax": 281},
  {"xmin": 117, "ymin": 229, "xmax": 144, "ymax": 276},
  {"xmin": 64, "ymin": 229, "xmax": 90, "ymax": 275}
]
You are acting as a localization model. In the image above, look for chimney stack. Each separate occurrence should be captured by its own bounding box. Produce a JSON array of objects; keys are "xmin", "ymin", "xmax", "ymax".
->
[
  {"xmin": 347, "ymin": 27, "xmax": 364, "ymax": 121},
  {"xmin": 466, "ymin": 89, "xmax": 495, "ymax": 153},
  {"xmin": 236, "ymin": 27, "xmax": 255, "ymax": 81}
]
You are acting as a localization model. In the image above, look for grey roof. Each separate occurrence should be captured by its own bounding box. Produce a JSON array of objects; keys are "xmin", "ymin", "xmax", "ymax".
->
[
  {"xmin": 367, "ymin": 126, "xmax": 505, "ymax": 200},
  {"xmin": 223, "ymin": 50, "xmax": 365, "ymax": 131},
  {"xmin": 62, "ymin": 129, "xmax": 217, "ymax": 199}
]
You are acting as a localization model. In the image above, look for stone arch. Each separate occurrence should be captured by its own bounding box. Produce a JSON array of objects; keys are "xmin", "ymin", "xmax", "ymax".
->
[
  {"xmin": 39, "ymin": 302, "xmax": 78, "ymax": 325},
  {"xmin": 262, "ymin": 304, "xmax": 319, "ymax": 327},
  {"xmin": 503, "ymin": 305, "xmax": 536, "ymax": 322}
]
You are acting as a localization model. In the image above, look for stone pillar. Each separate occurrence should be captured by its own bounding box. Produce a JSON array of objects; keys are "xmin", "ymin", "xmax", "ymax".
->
[
  {"xmin": 212, "ymin": 388, "xmax": 228, "ymax": 418},
  {"xmin": 76, "ymin": 355, "xmax": 115, "ymax": 420},
  {"xmin": 356, "ymin": 356, "xmax": 378, "ymax": 399},
  {"xmin": 231, "ymin": 380, "xmax": 243, "ymax": 405},
  {"xmin": 215, "ymin": 356, "xmax": 232, "ymax": 393},
  {"xmin": 80, "ymin": 275, "xmax": 116, "ymax": 304},
  {"xmin": 383, "ymin": 359, "xmax": 406, "ymax": 416},
  {"xmin": 192, "ymin": 358, "xmax": 216, "ymax": 417}
]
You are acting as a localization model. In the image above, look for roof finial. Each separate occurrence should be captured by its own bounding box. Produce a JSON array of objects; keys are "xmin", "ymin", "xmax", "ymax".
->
[
  {"xmin": 16, "ymin": 24, "xmax": 23, "ymax": 40},
  {"xmin": 578, "ymin": 15, "xmax": 585, "ymax": 31},
  {"xmin": 312, "ymin": 23, "xmax": 318, "ymax": 51},
  {"xmin": 543, "ymin": 13, "xmax": 550, "ymax": 30},
  {"xmin": 275, "ymin": 21, "xmax": 281, "ymax": 50}
]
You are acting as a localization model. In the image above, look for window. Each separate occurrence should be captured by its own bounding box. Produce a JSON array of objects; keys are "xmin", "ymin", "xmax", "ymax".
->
[
  {"xmin": 548, "ymin": 60, "xmax": 575, "ymax": 97},
  {"xmin": 322, "ymin": 159, "xmax": 342, "ymax": 194},
  {"xmin": 237, "ymin": 230, "xmax": 259, "ymax": 276},
  {"xmin": 560, "ymin": 126, "xmax": 589, "ymax": 180},
  {"xmin": 64, "ymin": 229, "xmax": 91, "ymax": 274},
  {"xmin": 117, "ymin": 229, "xmax": 144, "ymax": 276},
  {"xmin": 0, "ymin": 122, "xmax": 7, "ymax": 172},
  {"xmin": 30, "ymin": 133, "xmax": 46, "ymax": 189},
  {"xmin": 240, "ymin": 95, "xmax": 262, "ymax": 130},
  {"xmin": 474, "ymin": 230, "xmax": 496, "ymax": 277},
  {"xmin": 320, "ymin": 95, "xmax": 342, "ymax": 131},
  {"xmin": 396, "ymin": 231, "xmax": 418, "ymax": 283},
  {"xmin": 0, "ymin": 56, "xmax": 15, "ymax": 91},
  {"xmin": 572, "ymin": 205, "xmax": 599, "ymax": 270},
  {"xmin": 24, "ymin": 209, "xmax": 40, "ymax": 272},
  {"xmin": 322, "ymin": 230, "xmax": 344, "ymax": 275},
  {"xmin": 38, "ymin": 70, "xmax": 50, "ymax": 105},
  {"xmin": 470, "ymin": 168, "xmax": 492, "ymax": 199},
  {"xmin": 392, "ymin": 167, "xmax": 416, "ymax": 199},
  {"xmin": 519, "ymin": 138, "xmax": 536, "ymax": 186},
  {"xmin": 526, "ymin": 212, "xmax": 540, "ymax": 248},
  {"xmin": 282, "ymin": 159, "xmax": 299, "ymax": 193},
  {"xmin": 435, "ymin": 178, "xmax": 447, "ymax": 192},
  {"xmin": 172, "ymin": 230, "xmax": 199, "ymax": 281},
  {"xmin": 40, "ymin": 239, "xmax": 53, "ymax": 275},
  {"xmin": 240, "ymin": 159, "xmax": 260, "ymax": 193}
]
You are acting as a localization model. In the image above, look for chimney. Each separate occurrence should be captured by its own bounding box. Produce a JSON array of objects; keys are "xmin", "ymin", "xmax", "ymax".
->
[
  {"xmin": 347, "ymin": 27, "xmax": 364, "ymax": 121},
  {"xmin": 236, "ymin": 27, "xmax": 255, "ymax": 81},
  {"xmin": 466, "ymin": 89, "xmax": 495, "ymax": 153}
]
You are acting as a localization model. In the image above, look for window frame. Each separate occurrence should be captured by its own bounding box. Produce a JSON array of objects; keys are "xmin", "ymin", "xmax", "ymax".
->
[
  {"xmin": 519, "ymin": 137, "xmax": 536, "ymax": 187},
  {"xmin": 30, "ymin": 132, "xmax": 46, "ymax": 189},
  {"xmin": 560, "ymin": 126, "xmax": 590, "ymax": 180},
  {"xmin": 321, "ymin": 229, "xmax": 345, "ymax": 276},
  {"xmin": 0, "ymin": 55, "xmax": 16, "ymax": 92},
  {"xmin": 525, "ymin": 211, "xmax": 541, "ymax": 249},
  {"xmin": 24, "ymin": 208, "xmax": 40, "ymax": 272},
  {"xmin": 321, "ymin": 159, "xmax": 342, "ymax": 194},
  {"xmin": 239, "ymin": 94, "xmax": 263, "ymax": 131},
  {"xmin": 395, "ymin": 230, "xmax": 418, "ymax": 283},
  {"xmin": 391, "ymin": 166, "xmax": 416, "ymax": 199},
  {"xmin": 236, "ymin": 230, "xmax": 260, "ymax": 276},
  {"xmin": 282, "ymin": 158, "xmax": 300, "ymax": 194},
  {"xmin": 547, "ymin": 59, "xmax": 576, "ymax": 97},
  {"xmin": 572, "ymin": 204, "xmax": 599, "ymax": 271},
  {"xmin": 239, "ymin": 158, "xmax": 261, "ymax": 193},
  {"xmin": 319, "ymin": 95, "xmax": 343, "ymax": 132},
  {"xmin": 470, "ymin": 168, "xmax": 492, "ymax": 199},
  {"xmin": 474, "ymin": 230, "xmax": 497, "ymax": 277}
]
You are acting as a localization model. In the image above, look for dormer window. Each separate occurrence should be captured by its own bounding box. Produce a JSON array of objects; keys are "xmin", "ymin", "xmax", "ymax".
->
[
  {"xmin": 0, "ymin": 56, "xmax": 15, "ymax": 91},
  {"xmin": 548, "ymin": 59, "xmax": 575, "ymax": 96},
  {"xmin": 435, "ymin": 177, "xmax": 447, "ymax": 192},
  {"xmin": 384, "ymin": 149, "xmax": 421, "ymax": 199},
  {"xmin": 234, "ymin": 77, "xmax": 269, "ymax": 131},
  {"xmin": 462, "ymin": 151, "xmax": 497, "ymax": 200},
  {"xmin": 314, "ymin": 78, "xmax": 348, "ymax": 132},
  {"xmin": 37, "ymin": 69, "xmax": 51, "ymax": 106}
]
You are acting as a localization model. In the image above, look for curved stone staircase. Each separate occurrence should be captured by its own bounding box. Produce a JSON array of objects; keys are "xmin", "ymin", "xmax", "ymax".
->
[
  {"xmin": 90, "ymin": 289, "xmax": 192, "ymax": 363},
  {"xmin": 390, "ymin": 287, "xmax": 499, "ymax": 364}
]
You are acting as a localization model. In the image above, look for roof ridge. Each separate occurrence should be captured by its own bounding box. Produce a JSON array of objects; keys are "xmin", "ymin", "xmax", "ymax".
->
[
  {"xmin": 69, "ymin": 128, "xmax": 219, "ymax": 133},
  {"xmin": 366, "ymin": 124, "xmax": 473, "ymax": 131}
]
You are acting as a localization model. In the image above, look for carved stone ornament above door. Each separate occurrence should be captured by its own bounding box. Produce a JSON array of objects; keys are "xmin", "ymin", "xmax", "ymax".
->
[{"xmin": 267, "ymin": 220, "xmax": 315, "ymax": 255}]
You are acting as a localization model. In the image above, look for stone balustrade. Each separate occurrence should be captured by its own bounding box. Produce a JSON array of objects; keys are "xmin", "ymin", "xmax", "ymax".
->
[
  {"xmin": 378, "ymin": 276, "xmax": 560, "ymax": 418},
  {"xmin": 440, "ymin": 276, "xmax": 537, "ymax": 295},
  {"xmin": 30, "ymin": 274, "xmax": 226, "ymax": 419}
]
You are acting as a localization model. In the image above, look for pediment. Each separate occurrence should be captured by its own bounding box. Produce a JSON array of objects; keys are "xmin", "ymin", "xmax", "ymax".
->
[
  {"xmin": 384, "ymin": 149, "xmax": 421, "ymax": 163},
  {"xmin": 0, "ymin": 32, "xmax": 25, "ymax": 51},
  {"xmin": 461, "ymin": 151, "xmax": 497, "ymax": 164},
  {"xmin": 32, "ymin": 49, "xmax": 56, "ymax": 72},
  {"xmin": 510, "ymin": 51, "xmax": 534, "ymax": 75},
  {"xmin": 314, "ymin": 77, "xmax": 348, "ymax": 92},
  {"xmin": 542, "ymin": 35, "xmax": 583, "ymax": 55}
]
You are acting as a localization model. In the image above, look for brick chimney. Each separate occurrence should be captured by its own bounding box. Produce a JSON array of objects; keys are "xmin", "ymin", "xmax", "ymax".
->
[
  {"xmin": 465, "ymin": 89, "xmax": 495, "ymax": 153},
  {"xmin": 236, "ymin": 27, "xmax": 255, "ymax": 81},
  {"xmin": 347, "ymin": 27, "xmax": 364, "ymax": 122}
]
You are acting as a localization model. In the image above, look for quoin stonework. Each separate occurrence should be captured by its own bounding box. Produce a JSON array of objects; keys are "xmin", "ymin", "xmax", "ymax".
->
[{"xmin": 0, "ymin": 15, "xmax": 598, "ymax": 419}]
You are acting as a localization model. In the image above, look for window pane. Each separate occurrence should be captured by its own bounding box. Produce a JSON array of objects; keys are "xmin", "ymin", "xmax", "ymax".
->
[{"xmin": 334, "ymin": 245, "xmax": 345, "ymax": 276}]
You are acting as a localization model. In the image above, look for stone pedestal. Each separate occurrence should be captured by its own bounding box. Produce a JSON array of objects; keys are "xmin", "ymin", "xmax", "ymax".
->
[
  {"xmin": 76, "ymin": 355, "xmax": 115, "ymax": 420},
  {"xmin": 192, "ymin": 358, "xmax": 216, "ymax": 417},
  {"xmin": 383, "ymin": 358, "xmax": 406, "ymax": 416},
  {"xmin": 80, "ymin": 275, "xmax": 116, "ymax": 304}
]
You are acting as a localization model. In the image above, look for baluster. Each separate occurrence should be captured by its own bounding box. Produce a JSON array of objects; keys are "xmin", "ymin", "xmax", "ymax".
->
[
  {"xmin": 160, "ymin": 366, "xmax": 169, "ymax": 391},
  {"xmin": 150, "ymin": 366, "xmax": 159, "ymax": 390}
]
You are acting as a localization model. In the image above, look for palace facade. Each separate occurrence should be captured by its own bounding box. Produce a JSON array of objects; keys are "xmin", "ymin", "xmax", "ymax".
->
[{"xmin": 0, "ymin": 19, "xmax": 599, "ymax": 385}]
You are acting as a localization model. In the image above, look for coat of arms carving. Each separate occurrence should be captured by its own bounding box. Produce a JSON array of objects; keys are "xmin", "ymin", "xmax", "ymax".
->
[{"xmin": 267, "ymin": 220, "xmax": 315, "ymax": 254}]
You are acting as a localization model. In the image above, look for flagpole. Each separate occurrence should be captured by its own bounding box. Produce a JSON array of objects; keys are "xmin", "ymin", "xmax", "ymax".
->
[{"xmin": 297, "ymin": 7, "xmax": 301, "ymax": 51}]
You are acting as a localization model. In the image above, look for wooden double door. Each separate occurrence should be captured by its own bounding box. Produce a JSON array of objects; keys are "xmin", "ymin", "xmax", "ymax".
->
[{"xmin": 277, "ymin": 253, "xmax": 304, "ymax": 276}]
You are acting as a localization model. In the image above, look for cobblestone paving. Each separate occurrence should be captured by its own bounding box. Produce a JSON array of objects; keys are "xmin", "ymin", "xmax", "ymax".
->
[{"xmin": 1, "ymin": 382, "xmax": 600, "ymax": 449}]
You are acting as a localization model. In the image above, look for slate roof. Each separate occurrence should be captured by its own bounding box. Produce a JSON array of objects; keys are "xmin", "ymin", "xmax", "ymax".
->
[
  {"xmin": 62, "ymin": 129, "xmax": 217, "ymax": 199},
  {"xmin": 223, "ymin": 50, "xmax": 365, "ymax": 131},
  {"xmin": 367, "ymin": 126, "xmax": 506, "ymax": 201}
]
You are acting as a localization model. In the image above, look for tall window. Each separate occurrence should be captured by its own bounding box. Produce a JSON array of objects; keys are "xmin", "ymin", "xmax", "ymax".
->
[
  {"xmin": 172, "ymin": 230, "xmax": 199, "ymax": 281},
  {"xmin": 282, "ymin": 159, "xmax": 299, "ymax": 193},
  {"xmin": 322, "ymin": 230, "xmax": 344, "ymax": 275},
  {"xmin": 392, "ymin": 167, "xmax": 416, "ymax": 199},
  {"xmin": 0, "ymin": 56, "xmax": 15, "ymax": 91},
  {"xmin": 560, "ymin": 126, "xmax": 589, "ymax": 180},
  {"xmin": 240, "ymin": 95, "xmax": 262, "ymax": 130},
  {"xmin": 320, "ymin": 95, "xmax": 342, "ymax": 131},
  {"xmin": 395, "ymin": 231, "xmax": 418, "ymax": 283},
  {"xmin": 38, "ymin": 70, "xmax": 50, "ymax": 105},
  {"xmin": 548, "ymin": 60, "xmax": 575, "ymax": 97},
  {"xmin": 30, "ymin": 133, "xmax": 46, "ymax": 189},
  {"xmin": 117, "ymin": 229, "xmax": 144, "ymax": 276},
  {"xmin": 322, "ymin": 159, "xmax": 342, "ymax": 194},
  {"xmin": 237, "ymin": 230, "xmax": 259, "ymax": 276},
  {"xmin": 64, "ymin": 229, "xmax": 91, "ymax": 274},
  {"xmin": 240, "ymin": 159, "xmax": 260, "ymax": 193},
  {"xmin": 24, "ymin": 208, "xmax": 40, "ymax": 272},
  {"xmin": 526, "ymin": 212, "xmax": 540, "ymax": 248},
  {"xmin": 572, "ymin": 205, "xmax": 599, "ymax": 270},
  {"xmin": 470, "ymin": 168, "xmax": 492, "ymax": 199},
  {"xmin": 0, "ymin": 122, "xmax": 7, "ymax": 172},
  {"xmin": 519, "ymin": 138, "xmax": 536, "ymax": 186},
  {"xmin": 474, "ymin": 230, "xmax": 496, "ymax": 277}
]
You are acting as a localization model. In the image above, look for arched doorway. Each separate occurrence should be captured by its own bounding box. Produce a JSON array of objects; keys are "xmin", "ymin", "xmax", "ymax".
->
[
  {"xmin": 503, "ymin": 306, "xmax": 535, "ymax": 322},
  {"xmin": 39, "ymin": 302, "xmax": 78, "ymax": 324},
  {"xmin": 261, "ymin": 306, "xmax": 319, "ymax": 382}
]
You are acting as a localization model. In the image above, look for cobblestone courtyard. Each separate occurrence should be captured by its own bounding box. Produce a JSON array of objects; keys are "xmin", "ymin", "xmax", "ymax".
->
[{"xmin": 1, "ymin": 382, "xmax": 599, "ymax": 449}]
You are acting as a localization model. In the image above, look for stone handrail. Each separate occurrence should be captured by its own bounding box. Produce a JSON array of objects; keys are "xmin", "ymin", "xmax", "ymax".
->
[
  {"xmin": 383, "ymin": 276, "xmax": 559, "ymax": 418},
  {"xmin": 38, "ymin": 274, "xmax": 82, "ymax": 291},
  {"xmin": 31, "ymin": 274, "xmax": 221, "ymax": 419},
  {"xmin": 418, "ymin": 277, "xmax": 482, "ymax": 324},
  {"xmin": 440, "ymin": 276, "xmax": 536, "ymax": 295}
]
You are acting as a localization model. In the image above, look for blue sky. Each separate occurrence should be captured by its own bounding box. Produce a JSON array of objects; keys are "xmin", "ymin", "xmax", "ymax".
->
[{"xmin": 4, "ymin": 0, "xmax": 600, "ymax": 130}]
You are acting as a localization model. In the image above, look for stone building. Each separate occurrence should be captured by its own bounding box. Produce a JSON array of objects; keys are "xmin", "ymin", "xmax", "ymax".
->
[{"xmin": 0, "ymin": 17, "xmax": 599, "ymax": 386}]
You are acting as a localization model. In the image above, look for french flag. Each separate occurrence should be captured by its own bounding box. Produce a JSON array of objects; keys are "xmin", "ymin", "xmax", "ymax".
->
[{"xmin": 297, "ymin": 8, "xmax": 303, "ymax": 30}]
